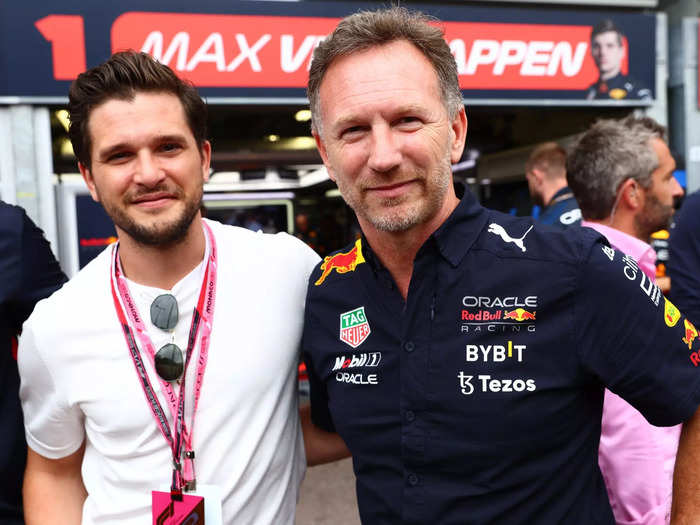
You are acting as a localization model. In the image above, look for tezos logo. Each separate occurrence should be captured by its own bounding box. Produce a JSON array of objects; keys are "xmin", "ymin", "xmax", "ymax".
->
[{"xmin": 458, "ymin": 372, "xmax": 536, "ymax": 395}]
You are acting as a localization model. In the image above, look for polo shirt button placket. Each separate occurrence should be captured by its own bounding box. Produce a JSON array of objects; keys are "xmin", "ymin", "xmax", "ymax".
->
[{"xmin": 404, "ymin": 341, "xmax": 415, "ymax": 353}]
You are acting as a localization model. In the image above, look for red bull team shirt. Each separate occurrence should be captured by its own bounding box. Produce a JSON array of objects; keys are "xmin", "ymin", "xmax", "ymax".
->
[
  {"xmin": 669, "ymin": 190, "xmax": 700, "ymax": 327},
  {"xmin": 302, "ymin": 190, "xmax": 700, "ymax": 525}
]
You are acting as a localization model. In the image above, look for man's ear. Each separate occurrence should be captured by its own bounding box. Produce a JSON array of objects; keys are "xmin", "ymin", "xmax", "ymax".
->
[
  {"xmin": 313, "ymin": 130, "xmax": 336, "ymax": 182},
  {"xmin": 200, "ymin": 140, "xmax": 212, "ymax": 183},
  {"xmin": 530, "ymin": 168, "xmax": 545, "ymax": 187},
  {"xmin": 450, "ymin": 106, "xmax": 468, "ymax": 164},
  {"xmin": 620, "ymin": 178, "xmax": 641, "ymax": 211},
  {"xmin": 79, "ymin": 162, "xmax": 100, "ymax": 203}
]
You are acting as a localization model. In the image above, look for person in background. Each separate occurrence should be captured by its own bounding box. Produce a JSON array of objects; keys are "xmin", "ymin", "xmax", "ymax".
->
[
  {"xmin": 294, "ymin": 212, "xmax": 321, "ymax": 253},
  {"xmin": 17, "ymin": 51, "xmax": 327, "ymax": 524},
  {"xmin": 0, "ymin": 201, "xmax": 66, "ymax": 525},
  {"xmin": 668, "ymin": 190, "xmax": 700, "ymax": 324},
  {"xmin": 668, "ymin": 190, "xmax": 700, "ymax": 518},
  {"xmin": 302, "ymin": 6, "xmax": 700, "ymax": 524},
  {"xmin": 525, "ymin": 142, "xmax": 581, "ymax": 228},
  {"xmin": 586, "ymin": 19, "xmax": 651, "ymax": 101},
  {"xmin": 567, "ymin": 115, "xmax": 684, "ymax": 524}
]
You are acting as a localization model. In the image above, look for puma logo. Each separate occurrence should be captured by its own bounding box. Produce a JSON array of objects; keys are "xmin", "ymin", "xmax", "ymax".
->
[{"xmin": 487, "ymin": 223, "xmax": 534, "ymax": 252}]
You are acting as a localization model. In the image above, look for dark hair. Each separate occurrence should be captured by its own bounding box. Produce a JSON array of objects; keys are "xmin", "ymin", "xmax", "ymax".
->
[
  {"xmin": 567, "ymin": 116, "xmax": 666, "ymax": 220},
  {"xmin": 307, "ymin": 6, "xmax": 462, "ymax": 135},
  {"xmin": 525, "ymin": 142, "xmax": 567, "ymax": 181},
  {"xmin": 68, "ymin": 51, "xmax": 207, "ymax": 167},
  {"xmin": 591, "ymin": 19, "xmax": 624, "ymax": 45}
]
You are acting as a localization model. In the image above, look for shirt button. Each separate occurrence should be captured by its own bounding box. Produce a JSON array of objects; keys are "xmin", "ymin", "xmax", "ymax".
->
[
  {"xmin": 407, "ymin": 473, "xmax": 419, "ymax": 486},
  {"xmin": 405, "ymin": 410, "xmax": 415, "ymax": 422},
  {"xmin": 404, "ymin": 341, "xmax": 415, "ymax": 353}
]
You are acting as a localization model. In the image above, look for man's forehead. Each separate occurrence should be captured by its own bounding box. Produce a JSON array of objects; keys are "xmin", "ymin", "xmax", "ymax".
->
[
  {"xmin": 87, "ymin": 91, "xmax": 188, "ymax": 142},
  {"xmin": 318, "ymin": 41, "xmax": 441, "ymax": 112},
  {"xmin": 593, "ymin": 31, "xmax": 622, "ymax": 45}
]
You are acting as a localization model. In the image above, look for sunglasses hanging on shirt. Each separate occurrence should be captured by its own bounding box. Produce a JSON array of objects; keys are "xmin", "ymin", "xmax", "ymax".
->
[{"xmin": 150, "ymin": 293, "xmax": 184, "ymax": 382}]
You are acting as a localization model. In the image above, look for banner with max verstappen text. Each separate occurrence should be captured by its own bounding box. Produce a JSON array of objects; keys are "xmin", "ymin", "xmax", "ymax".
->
[{"xmin": 0, "ymin": 1, "xmax": 656, "ymax": 105}]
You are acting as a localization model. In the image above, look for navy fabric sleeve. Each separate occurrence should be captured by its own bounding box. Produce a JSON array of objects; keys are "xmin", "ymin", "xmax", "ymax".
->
[
  {"xmin": 302, "ymin": 293, "xmax": 336, "ymax": 433},
  {"xmin": 16, "ymin": 209, "xmax": 67, "ymax": 326},
  {"xmin": 669, "ymin": 191, "xmax": 700, "ymax": 326},
  {"xmin": 575, "ymin": 238, "xmax": 700, "ymax": 426}
]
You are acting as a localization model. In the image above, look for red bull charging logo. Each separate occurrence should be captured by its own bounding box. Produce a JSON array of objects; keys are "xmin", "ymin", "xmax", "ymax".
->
[
  {"xmin": 503, "ymin": 308, "xmax": 536, "ymax": 322},
  {"xmin": 683, "ymin": 319, "xmax": 698, "ymax": 350},
  {"xmin": 315, "ymin": 238, "xmax": 366, "ymax": 286}
]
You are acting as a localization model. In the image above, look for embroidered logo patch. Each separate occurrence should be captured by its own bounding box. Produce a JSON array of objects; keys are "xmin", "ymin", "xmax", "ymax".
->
[
  {"xmin": 315, "ymin": 238, "xmax": 365, "ymax": 286},
  {"xmin": 664, "ymin": 298, "xmax": 681, "ymax": 327},
  {"xmin": 683, "ymin": 319, "xmax": 698, "ymax": 350},
  {"xmin": 340, "ymin": 306, "xmax": 371, "ymax": 348}
]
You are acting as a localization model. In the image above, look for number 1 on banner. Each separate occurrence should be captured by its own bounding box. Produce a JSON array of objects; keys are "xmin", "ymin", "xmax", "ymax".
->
[{"xmin": 35, "ymin": 15, "xmax": 87, "ymax": 80}]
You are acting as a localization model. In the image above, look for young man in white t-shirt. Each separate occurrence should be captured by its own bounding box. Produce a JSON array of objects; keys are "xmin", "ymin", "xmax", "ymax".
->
[{"xmin": 18, "ymin": 51, "xmax": 341, "ymax": 525}]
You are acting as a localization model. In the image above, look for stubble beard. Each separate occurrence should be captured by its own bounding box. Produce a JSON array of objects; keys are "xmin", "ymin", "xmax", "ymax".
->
[
  {"xmin": 101, "ymin": 184, "xmax": 203, "ymax": 248},
  {"xmin": 338, "ymin": 157, "xmax": 453, "ymax": 233},
  {"xmin": 635, "ymin": 192, "xmax": 674, "ymax": 240}
]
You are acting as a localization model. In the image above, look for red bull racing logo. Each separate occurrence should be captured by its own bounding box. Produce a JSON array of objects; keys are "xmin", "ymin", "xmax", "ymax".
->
[
  {"xmin": 315, "ymin": 238, "xmax": 365, "ymax": 286},
  {"xmin": 503, "ymin": 308, "xmax": 536, "ymax": 321},
  {"xmin": 460, "ymin": 295, "xmax": 537, "ymax": 334}
]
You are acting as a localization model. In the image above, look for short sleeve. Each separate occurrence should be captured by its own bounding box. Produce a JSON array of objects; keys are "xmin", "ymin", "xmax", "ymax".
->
[
  {"xmin": 18, "ymin": 322, "xmax": 84, "ymax": 458},
  {"xmin": 575, "ymin": 239, "xmax": 700, "ymax": 426},
  {"xmin": 15, "ymin": 210, "xmax": 66, "ymax": 327}
]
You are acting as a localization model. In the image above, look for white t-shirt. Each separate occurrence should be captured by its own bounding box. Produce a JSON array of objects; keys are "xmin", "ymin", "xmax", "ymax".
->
[{"xmin": 19, "ymin": 219, "xmax": 320, "ymax": 524}]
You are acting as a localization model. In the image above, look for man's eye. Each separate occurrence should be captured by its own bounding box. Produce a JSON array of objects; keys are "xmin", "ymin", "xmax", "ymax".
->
[
  {"xmin": 341, "ymin": 126, "xmax": 365, "ymax": 138},
  {"xmin": 161, "ymin": 143, "xmax": 182, "ymax": 152},
  {"xmin": 396, "ymin": 116, "xmax": 421, "ymax": 129},
  {"xmin": 107, "ymin": 151, "xmax": 130, "ymax": 162}
]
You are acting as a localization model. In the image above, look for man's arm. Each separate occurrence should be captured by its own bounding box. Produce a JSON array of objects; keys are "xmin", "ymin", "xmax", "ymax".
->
[
  {"xmin": 300, "ymin": 405, "xmax": 350, "ymax": 466},
  {"xmin": 23, "ymin": 443, "xmax": 86, "ymax": 525},
  {"xmin": 672, "ymin": 406, "xmax": 700, "ymax": 524}
]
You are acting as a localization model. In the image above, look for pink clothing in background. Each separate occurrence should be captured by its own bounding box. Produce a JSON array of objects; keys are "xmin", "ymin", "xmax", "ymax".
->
[{"xmin": 583, "ymin": 221, "xmax": 681, "ymax": 525}]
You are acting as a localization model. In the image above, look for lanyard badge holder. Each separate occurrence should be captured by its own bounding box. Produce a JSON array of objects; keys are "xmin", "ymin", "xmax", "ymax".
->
[{"xmin": 110, "ymin": 222, "xmax": 221, "ymax": 524}]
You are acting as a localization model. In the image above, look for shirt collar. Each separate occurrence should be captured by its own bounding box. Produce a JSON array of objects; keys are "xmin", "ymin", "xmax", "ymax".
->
[
  {"xmin": 433, "ymin": 189, "xmax": 489, "ymax": 267},
  {"xmin": 548, "ymin": 186, "xmax": 574, "ymax": 204},
  {"xmin": 361, "ymin": 189, "xmax": 488, "ymax": 271},
  {"xmin": 581, "ymin": 221, "xmax": 657, "ymax": 277}
]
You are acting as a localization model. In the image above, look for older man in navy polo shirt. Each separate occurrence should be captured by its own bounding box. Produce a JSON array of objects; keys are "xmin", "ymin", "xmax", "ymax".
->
[{"xmin": 301, "ymin": 7, "xmax": 700, "ymax": 524}]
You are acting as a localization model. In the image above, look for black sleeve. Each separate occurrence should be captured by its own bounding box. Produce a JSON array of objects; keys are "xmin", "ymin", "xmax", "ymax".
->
[
  {"xmin": 575, "ymin": 238, "xmax": 700, "ymax": 426},
  {"xmin": 11, "ymin": 207, "xmax": 67, "ymax": 332},
  {"xmin": 302, "ymin": 288, "xmax": 336, "ymax": 433},
  {"xmin": 669, "ymin": 192, "xmax": 700, "ymax": 327}
]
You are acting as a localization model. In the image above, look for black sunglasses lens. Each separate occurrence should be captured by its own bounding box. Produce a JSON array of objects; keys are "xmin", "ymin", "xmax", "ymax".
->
[
  {"xmin": 155, "ymin": 343, "xmax": 184, "ymax": 382},
  {"xmin": 151, "ymin": 294, "xmax": 178, "ymax": 330}
]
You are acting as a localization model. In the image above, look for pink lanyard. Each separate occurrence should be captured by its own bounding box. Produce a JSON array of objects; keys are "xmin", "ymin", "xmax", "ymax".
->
[{"xmin": 109, "ymin": 221, "xmax": 217, "ymax": 497}]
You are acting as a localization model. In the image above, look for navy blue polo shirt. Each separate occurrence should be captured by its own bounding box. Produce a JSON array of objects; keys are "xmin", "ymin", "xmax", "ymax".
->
[
  {"xmin": 0, "ymin": 202, "xmax": 66, "ymax": 524},
  {"xmin": 537, "ymin": 186, "xmax": 581, "ymax": 228},
  {"xmin": 302, "ymin": 191, "xmax": 700, "ymax": 524},
  {"xmin": 669, "ymin": 191, "xmax": 700, "ymax": 326}
]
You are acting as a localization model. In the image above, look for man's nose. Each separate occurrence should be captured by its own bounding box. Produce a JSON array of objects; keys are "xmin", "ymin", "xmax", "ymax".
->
[
  {"xmin": 367, "ymin": 125, "xmax": 401, "ymax": 173},
  {"xmin": 671, "ymin": 176, "xmax": 684, "ymax": 198},
  {"xmin": 133, "ymin": 151, "xmax": 165, "ymax": 187}
]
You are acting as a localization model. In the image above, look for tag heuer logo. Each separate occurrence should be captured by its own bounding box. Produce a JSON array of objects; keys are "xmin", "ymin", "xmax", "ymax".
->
[{"xmin": 340, "ymin": 307, "xmax": 371, "ymax": 348}]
